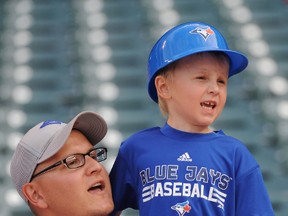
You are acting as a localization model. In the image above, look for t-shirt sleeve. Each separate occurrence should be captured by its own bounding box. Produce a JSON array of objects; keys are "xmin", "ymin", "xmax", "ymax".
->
[
  {"xmin": 235, "ymin": 167, "xmax": 274, "ymax": 215},
  {"xmin": 234, "ymin": 144, "xmax": 274, "ymax": 215},
  {"xmin": 109, "ymin": 146, "xmax": 138, "ymax": 215}
]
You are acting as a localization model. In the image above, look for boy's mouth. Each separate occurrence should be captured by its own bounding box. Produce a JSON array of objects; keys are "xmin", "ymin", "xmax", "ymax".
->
[{"xmin": 200, "ymin": 101, "xmax": 216, "ymax": 109}]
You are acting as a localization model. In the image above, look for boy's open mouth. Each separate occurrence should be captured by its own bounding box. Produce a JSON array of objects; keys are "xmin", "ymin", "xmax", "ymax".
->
[{"xmin": 200, "ymin": 101, "xmax": 216, "ymax": 109}]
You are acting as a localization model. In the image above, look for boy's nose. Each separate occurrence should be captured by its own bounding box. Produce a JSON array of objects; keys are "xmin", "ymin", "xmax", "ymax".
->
[{"xmin": 208, "ymin": 82, "xmax": 219, "ymax": 94}]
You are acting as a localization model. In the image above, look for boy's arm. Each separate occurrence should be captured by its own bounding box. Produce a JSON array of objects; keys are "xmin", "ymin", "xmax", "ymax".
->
[
  {"xmin": 109, "ymin": 150, "xmax": 138, "ymax": 214},
  {"xmin": 236, "ymin": 167, "xmax": 274, "ymax": 215}
]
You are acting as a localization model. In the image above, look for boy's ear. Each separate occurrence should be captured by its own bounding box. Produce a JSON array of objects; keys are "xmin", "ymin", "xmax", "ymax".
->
[
  {"xmin": 22, "ymin": 183, "xmax": 48, "ymax": 208},
  {"xmin": 155, "ymin": 76, "xmax": 171, "ymax": 99}
]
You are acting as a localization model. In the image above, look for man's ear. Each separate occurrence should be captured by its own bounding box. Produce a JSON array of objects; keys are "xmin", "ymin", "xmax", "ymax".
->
[
  {"xmin": 155, "ymin": 76, "xmax": 171, "ymax": 99},
  {"xmin": 22, "ymin": 183, "xmax": 48, "ymax": 208}
]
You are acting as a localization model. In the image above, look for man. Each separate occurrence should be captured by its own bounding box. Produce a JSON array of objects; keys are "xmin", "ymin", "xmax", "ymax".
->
[{"xmin": 10, "ymin": 111, "xmax": 114, "ymax": 216}]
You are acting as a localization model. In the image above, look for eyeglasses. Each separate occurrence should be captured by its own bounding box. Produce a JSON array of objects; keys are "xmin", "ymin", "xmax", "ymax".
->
[{"xmin": 31, "ymin": 147, "xmax": 107, "ymax": 181}]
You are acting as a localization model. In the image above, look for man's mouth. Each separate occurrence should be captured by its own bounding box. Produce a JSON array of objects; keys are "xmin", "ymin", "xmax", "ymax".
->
[
  {"xmin": 200, "ymin": 101, "xmax": 216, "ymax": 109},
  {"xmin": 88, "ymin": 183, "xmax": 104, "ymax": 192}
]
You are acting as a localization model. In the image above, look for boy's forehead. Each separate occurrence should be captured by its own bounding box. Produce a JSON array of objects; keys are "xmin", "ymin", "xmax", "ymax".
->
[
  {"xmin": 184, "ymin": 52, "xmax": 229, "ymax": 61},
  {"xmin": 178, "ymin": 52, "xmax": 229, "ymax": 65},
  {"xmin": 177, "ymin": 53, "xmax": 229, "ymax": 75}
]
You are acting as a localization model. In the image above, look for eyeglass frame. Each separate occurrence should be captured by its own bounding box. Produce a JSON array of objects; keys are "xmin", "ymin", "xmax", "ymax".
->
[{"xmin": 30, "ymin": 147, "xmax": 108, "ymax": 181}]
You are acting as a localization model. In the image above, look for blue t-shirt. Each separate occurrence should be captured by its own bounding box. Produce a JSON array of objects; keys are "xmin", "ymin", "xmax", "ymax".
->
[{"xmin": 109, "ymin": 124, "xmax": 274, "ymax": 216}]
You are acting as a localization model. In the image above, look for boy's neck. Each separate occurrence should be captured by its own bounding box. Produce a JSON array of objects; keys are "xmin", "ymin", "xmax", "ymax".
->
[{"xmin": 167, "ymin": 120, "xmax": 213, "ymax": 134}]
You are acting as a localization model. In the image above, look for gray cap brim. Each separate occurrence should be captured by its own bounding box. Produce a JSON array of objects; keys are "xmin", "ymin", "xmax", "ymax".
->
[{"xmin": 39, "ymin": 111, "xmax": 107, "ymax": 163}]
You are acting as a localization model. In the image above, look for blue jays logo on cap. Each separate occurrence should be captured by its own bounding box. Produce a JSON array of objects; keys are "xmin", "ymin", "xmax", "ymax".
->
[
  {"xmin": 190, "ymin": 26, "xmax": 214, "ymax": 40},
  {"xmin": 40, "ymin": 120, "xmax": 63, "ymax": 128}
]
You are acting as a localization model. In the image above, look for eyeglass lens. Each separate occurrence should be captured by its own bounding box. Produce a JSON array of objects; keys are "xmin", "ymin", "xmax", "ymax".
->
[{"xmin": 65, "ymin": 148, "xmax": 107, "ymax": 169}]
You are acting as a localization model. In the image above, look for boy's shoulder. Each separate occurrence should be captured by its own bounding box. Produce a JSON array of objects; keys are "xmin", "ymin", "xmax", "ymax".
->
[
  {"xmin": 128, "ymin": 126, "xmax": 161, "ymax": 139},
  {"xmin": 216, "ymin": 130, "xmax": 240, "ymax": 141},
  {"xmin": 217, "ymin": 130, "xmax": 245, "ymax": 144},
  {"xmin": 119, "ymin": 126, "xmax": 161, "ymax": 150},
  {"xmin": 218, "ymin": 130, "xmax": 253, "ymax": 153}
]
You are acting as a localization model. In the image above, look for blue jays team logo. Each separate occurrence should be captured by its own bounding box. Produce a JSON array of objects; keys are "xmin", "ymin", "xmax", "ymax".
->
[
  {"xmin": 40, "ymin": 120, "xmax": 63, "ymax": 128},
  {"xmin": 171, "ymin": 200, "xmax": 191, "ymax": 216},
  {"xmin": 190, "ymin": 26, "xmax": 214, "ymax": 40}
]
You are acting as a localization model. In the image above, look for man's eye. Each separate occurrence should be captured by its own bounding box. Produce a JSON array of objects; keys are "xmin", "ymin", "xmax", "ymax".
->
[
  {"xmin": 89, "ymin": 151, "xmax": 97, "ymax": 159},
  {"xmin": 66, "ymin": 156, "xmax": 81, "ymax": 166}
]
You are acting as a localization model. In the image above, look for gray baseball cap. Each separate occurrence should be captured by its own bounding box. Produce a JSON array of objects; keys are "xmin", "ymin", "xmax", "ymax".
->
[{"xmin": 10, "ymin": 111, "xmax": 107, "ymax": 201}]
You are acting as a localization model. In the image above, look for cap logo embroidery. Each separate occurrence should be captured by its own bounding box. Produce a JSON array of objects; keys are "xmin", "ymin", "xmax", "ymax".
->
[
  {"xmin": 40, "ymin": 120, "xmax": 63, "ymax": 128},
  {"xmin": 190, "ymin": 26, "xmax": 214, "ymax": 40}
]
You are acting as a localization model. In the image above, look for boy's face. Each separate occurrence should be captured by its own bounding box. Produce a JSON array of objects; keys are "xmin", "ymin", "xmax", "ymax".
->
[{"xmin": 162, "ymin": 53, "xmax": 229, "ymax": 133}]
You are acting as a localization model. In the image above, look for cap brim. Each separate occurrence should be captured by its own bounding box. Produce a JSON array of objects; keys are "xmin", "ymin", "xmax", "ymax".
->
[{"xmin": 38, "ymin": 111, "xmax": 107, "ymax": 163}]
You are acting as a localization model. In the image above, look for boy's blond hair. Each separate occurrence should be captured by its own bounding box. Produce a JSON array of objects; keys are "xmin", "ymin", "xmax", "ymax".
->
[{"xmin": 156, "ymin": 51, "xmax": 230, "ymax": 117}]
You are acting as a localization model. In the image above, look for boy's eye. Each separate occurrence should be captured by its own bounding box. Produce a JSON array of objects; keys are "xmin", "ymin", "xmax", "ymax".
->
[
  {"xmin": 196, "ymin": 76, "xmax": 206, "ymax": 80},
  {"xmin": 218, "ymin": 79, "xmax": 226, "ymax": 85}
]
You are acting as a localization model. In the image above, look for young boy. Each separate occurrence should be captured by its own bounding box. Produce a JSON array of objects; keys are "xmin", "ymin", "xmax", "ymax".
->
[{"xmin": 109, "ymin": 22, "xmax": 274, "ymax": 215}]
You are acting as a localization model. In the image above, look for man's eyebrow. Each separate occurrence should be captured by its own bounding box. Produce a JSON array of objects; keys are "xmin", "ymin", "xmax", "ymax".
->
[{"xmin": 65, "ymin": 147, "xmax": 95, "ymax": 157}]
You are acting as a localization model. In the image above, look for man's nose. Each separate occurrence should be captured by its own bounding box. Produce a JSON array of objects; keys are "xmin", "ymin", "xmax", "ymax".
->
[{"xmin": 85, "ymin": 155, "xmax": 102, "ymax": 175}]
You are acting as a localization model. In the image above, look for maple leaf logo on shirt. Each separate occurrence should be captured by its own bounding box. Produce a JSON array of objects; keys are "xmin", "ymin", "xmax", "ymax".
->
[{"xmin": 171, "ymin": 200, "xmax": 191, "ymax": 216}]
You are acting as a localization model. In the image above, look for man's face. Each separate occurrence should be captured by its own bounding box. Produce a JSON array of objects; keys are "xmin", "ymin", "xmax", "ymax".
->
[{"xmin": 33, "ymin": 130, "xmax": 114, "ymax": 216}]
